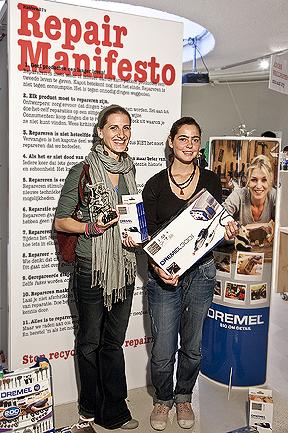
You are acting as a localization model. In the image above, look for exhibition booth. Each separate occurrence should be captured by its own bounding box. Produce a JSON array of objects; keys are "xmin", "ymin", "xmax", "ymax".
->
[
  {"xmin": 0, "ymin": 1, "xmax": 287, "ymax": 432},
  {"xmin": 0, "ymin": 0, "xmax": 183, "ymax": 405}
]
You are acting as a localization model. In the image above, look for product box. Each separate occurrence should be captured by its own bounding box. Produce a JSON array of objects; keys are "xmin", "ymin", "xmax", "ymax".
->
[
  {"xmin": 0, "ymin": 358, "xmax": 54, "ymax": 433},
  {"xmin": 249, "ymin": 388, "xmax": 273, "ymax": 432},
  {"xmin": 143, "ymin": 188, "xmax": 235, "ymax": 277},
  {"xmin": 227, "ymin": 427, "xmax": 258, "ymax": 433},
  {"xmin": 116, "ymin": 195, "xmax": 149, "ymax": 244}
]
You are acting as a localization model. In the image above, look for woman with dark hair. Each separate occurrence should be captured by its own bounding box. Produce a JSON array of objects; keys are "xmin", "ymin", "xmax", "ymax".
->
[
  {"xmin": 55, "ymin": 105, "xmax": 139, "ymax": 430},
  {"xmin": 142, "ymin": 117, "xmax": 238, "ymax": 431}
]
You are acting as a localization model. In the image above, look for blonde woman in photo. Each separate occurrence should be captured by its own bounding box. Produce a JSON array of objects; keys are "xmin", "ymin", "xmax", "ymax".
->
[{"xmin": 224, "ymin": 155, "xmax": 276, "ymax": 228}]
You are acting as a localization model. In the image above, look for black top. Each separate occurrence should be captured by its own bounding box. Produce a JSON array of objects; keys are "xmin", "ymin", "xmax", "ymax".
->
[{"xmin": 142, "ymin": 167, "xmax": 222, "ymax": 236}]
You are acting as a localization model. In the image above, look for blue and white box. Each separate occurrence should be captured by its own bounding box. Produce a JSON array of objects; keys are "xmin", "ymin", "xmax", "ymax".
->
[
  {"xmin": 0, "ymin": 358, "xmax": 54, "ymax": 433},
  {"xmin": 117, "ymin": 195, "xmax": 148, "ymax": 244},
  {"xmin": 249, "ymin": 388, "xmax": 273, "ymax": 433},
  {"xmin": 143, "ymin": 189, "xmax": 235, "ymax": 277}
]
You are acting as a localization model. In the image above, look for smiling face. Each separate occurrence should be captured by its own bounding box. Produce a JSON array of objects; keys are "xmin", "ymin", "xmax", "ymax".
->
[
  {"xmin": 168, "ymin": 124, "xmax": 201, "ymax": 165},
  {"xmin": 248, "ymin": 167, "xmax": 270, "ymax": 203},
  {"xmin": 97, "ymin": 112, "xmax": 131, "ymax": 160}
]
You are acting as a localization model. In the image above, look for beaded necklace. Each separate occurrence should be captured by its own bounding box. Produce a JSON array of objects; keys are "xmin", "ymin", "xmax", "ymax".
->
[{"xmin": 168, "ymin": 164, "xmax": 196, "ymax": 196}]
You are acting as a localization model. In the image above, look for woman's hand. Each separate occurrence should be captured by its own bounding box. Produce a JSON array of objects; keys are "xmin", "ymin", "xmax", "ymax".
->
[
  {"xmin": 122, "ymin": 235, "xmax": 140, "ymax": 248},
  {"xmin": 96, "ymin": 209, "xmax": 120, "ymax": 231},
  {"xmin": 152, "ymin": 264, "xmax": 179, "ymax": 286},
  {"xmin": 224, "ymin": 220, "xmax": 239, "ymax": 240}
]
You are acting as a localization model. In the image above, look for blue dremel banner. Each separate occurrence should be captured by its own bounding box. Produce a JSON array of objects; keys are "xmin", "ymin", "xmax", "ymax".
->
[{"xmin": 201, "ymin": 302, "xmax": 270, "ymax": 386}]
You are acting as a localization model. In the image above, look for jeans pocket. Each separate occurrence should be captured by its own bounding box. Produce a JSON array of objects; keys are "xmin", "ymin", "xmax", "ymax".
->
[
  {"xmin": 74, "ymin": 256, "xmax": 93, "ymax": 301},
  {"xmin": 147, "ymin": 268, "xmax": 177, "ymax": 292},
  {"xmin": 199, "ymin": 258, "xmax": 216, "ymax": 281},
  {"xmin": 76, "ymin": 267, "xmax": 91, "ymax": 279},
  {"xmin": 75, "ymin": 256, "xmax": 92, "ymax": 278}
]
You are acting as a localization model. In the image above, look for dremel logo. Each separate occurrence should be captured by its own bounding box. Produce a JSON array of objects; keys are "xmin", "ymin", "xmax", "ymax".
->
[
  {"xmin": 1, "ymin": 387, "xmax": 32, "ymax": 398},
  {"xmin": 3, "ymin": 406, "xmax": 20, "ymax": 420}
]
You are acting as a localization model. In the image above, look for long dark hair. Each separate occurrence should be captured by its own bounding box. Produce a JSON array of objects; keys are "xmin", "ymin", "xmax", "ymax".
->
[{"xmin": 168, "ymin": 116, "xmax": 202, "ymax": 163}]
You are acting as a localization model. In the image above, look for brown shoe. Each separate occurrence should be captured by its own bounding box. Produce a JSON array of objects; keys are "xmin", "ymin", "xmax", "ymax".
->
[
  {"xmin": 150, "ymin": 403, "xmax": 170, "ymax": 431},
  {"xmin": 176, "ymin": 402, "xmax": 195, "ymax": 429}
]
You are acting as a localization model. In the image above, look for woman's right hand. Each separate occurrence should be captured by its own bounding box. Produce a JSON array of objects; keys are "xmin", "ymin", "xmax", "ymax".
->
[
  {"xmin": 152, "ymin": 264, "xmax": 179, "ymax": 286},
  {"xmin": 96, "ymin": 209, "xmax": 120, "ymax": 231}
]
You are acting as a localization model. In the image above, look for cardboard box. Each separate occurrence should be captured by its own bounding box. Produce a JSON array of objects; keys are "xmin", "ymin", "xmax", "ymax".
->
[
  {"xmin": 249, "ymin": 388, "xmax": 273, "ymax": 432},
  {"xmin": 227, "ymin": 427, "xmax": 258, "ymax": 433},
  {"xmin": 116, "ymin": 194, "xmax": 148, "ymax": 244},
  {"xmin": 143, "ymin": 188, "xmax": 235, "ymax": 276},
  {"xmin": 0, "ymin": 358, "xmax": 54, "ymax": 433}
]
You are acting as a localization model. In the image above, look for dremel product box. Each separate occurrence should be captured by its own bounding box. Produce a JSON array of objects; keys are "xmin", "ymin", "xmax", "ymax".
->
[
  {"xmin": 227, "ymin": 427, "xmax": 258, "ymax": 433},
  {"xmin": 249, "ymin": 388, "xmax": 273, "ymax": 433},
  {"xmin": 0, "ymin": 358, "xmax": 54, "ymax": 433},
  {"xmin": 116, "ymin": 194, "xmax": 148, "ymax": 244},
  {"xmin": 143, "ymin": 188, "xmax": 235, "ymax": 277}
]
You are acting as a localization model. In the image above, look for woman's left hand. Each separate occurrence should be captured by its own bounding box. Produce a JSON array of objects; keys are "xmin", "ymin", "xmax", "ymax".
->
[
  {"xmin": 224, "ymin": 220, "xmax": 239, "ymax": 240},
  {"xmin": 122, "ymin": 235, "xmax": 139, "ymax": 248}
]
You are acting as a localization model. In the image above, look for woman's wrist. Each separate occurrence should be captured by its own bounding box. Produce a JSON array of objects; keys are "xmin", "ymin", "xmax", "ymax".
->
[
  {"xmin": 85, "ymin": 222, "xmax": 105, "ymax": 237},
  {"xmin": 150, "ymin": 261, "xmax": 158, "ymax": 271}
]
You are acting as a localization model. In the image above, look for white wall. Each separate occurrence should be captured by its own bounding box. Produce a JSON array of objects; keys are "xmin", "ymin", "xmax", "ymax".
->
[{"xmin": 182, "ymin": 81, "xmax": 288, "ymax": 148}]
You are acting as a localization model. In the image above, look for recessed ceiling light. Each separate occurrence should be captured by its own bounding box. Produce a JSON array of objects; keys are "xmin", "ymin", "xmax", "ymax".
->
[{"xmin": 260, "ymin": 59, "xmax": 270, "ymax": 69}]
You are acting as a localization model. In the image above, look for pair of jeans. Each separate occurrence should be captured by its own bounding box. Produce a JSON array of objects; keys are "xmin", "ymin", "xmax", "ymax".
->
[
  {"xmin": 73, "ymin": 255, "xmax": 134, "ymax": 429},
  {"xmin": 147, "ymin": 257, "xmax": 216, "ymax": 408}
]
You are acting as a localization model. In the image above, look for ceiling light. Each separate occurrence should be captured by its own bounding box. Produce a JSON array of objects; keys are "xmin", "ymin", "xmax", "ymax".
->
[{"xmin": 260, "ymin": 59, "xmax": 270, "ymax": 69}]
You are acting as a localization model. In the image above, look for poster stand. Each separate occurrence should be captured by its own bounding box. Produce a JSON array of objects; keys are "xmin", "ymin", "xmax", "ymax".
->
[{"xmin": 201, "ymin": 136, "xmax": 281, "ymax": 386}]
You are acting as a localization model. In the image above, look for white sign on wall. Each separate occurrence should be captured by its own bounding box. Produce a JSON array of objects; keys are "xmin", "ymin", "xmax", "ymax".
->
[
  {"xmin": 269, "ymin": 54, "xmax": 288, "ymax": 95},
  {"xmin": 7, "ymin": 0, "xmax": 183, "ymax": 404}
]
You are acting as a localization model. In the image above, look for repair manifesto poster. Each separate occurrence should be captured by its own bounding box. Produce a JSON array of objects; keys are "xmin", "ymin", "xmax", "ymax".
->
[{"xmin": 7, "ymin": 0, "xmax": 183, "ymax": 403}]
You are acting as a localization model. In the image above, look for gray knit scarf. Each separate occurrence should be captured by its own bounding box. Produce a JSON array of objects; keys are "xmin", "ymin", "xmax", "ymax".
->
[{"xmin": 85, "ymin": 143, "xmax": 138, "ymax": 309}]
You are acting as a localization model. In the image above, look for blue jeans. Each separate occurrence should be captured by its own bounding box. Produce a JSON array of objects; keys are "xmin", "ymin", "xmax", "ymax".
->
[
  {"xmin": 147, "ymin": 257, "xmax": 216, "ymax": 408},
  {"xmin": 73, "ymin": 256, "xmax": 134, "ymax": 429}
]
